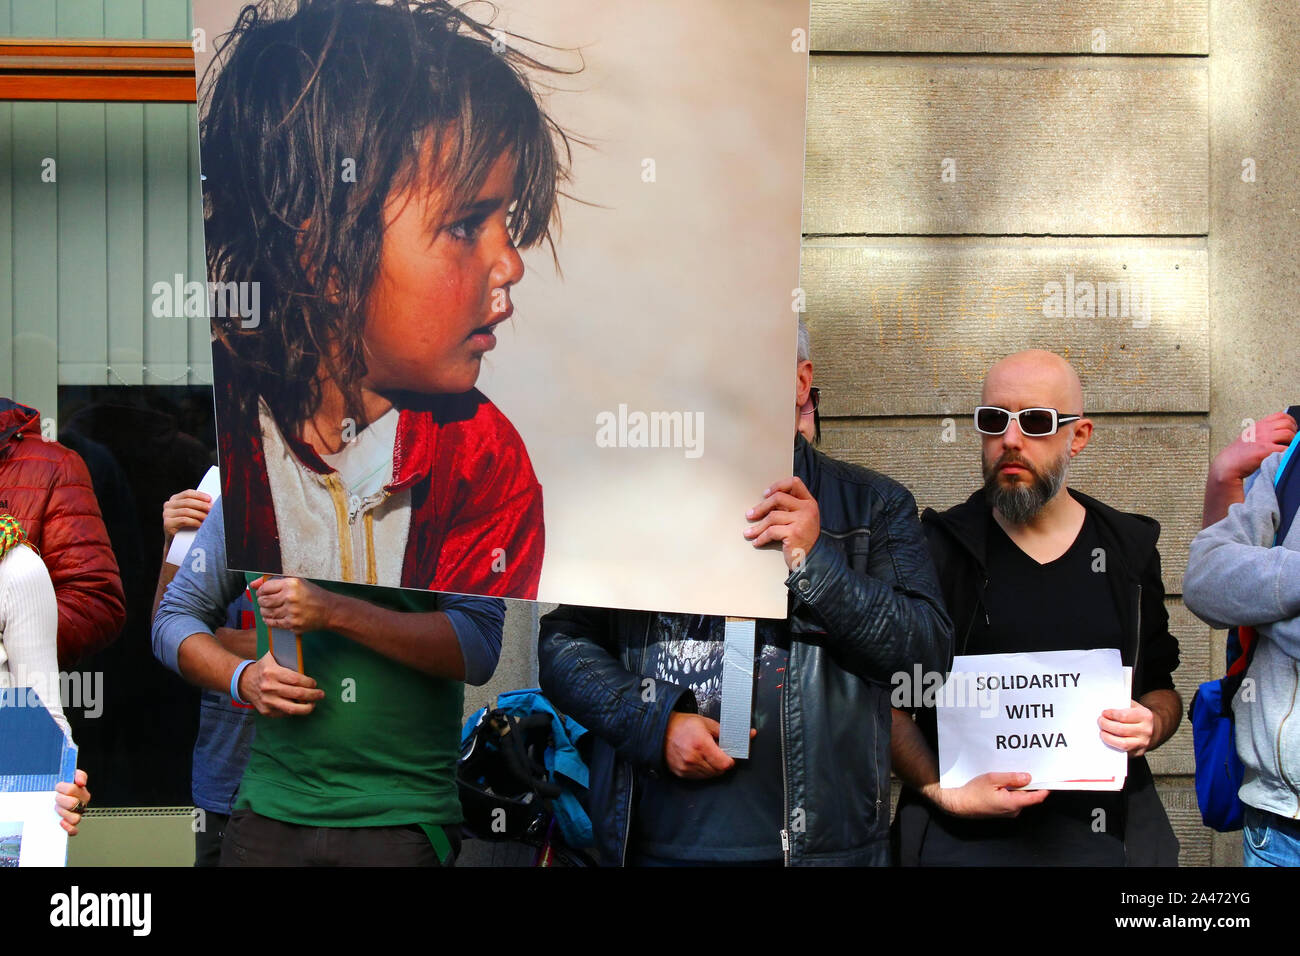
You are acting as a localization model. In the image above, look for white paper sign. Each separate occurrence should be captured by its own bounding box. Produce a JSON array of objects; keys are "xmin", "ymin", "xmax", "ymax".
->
[
  {"xmin": 164, "ymin": 466, "xmax": 222, "ymax": 567},
  {"xmin": 0, "ymin": 792, "xmax": 68, "ymax": 867},
  {"xmin": 937, "ymin": 648, "xmax": 1129, "ymax": 792}
]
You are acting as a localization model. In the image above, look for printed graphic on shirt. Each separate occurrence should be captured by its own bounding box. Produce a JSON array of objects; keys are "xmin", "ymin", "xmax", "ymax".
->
[{"xmin": 643, "ymin": 616, "xmax": 787, "ymax": 724}]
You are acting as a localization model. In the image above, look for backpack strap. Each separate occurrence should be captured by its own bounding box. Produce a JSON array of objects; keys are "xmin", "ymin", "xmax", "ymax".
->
[{"xmin": 1272, "ymin": 405, "xmax": 1300, "ymax": 542}]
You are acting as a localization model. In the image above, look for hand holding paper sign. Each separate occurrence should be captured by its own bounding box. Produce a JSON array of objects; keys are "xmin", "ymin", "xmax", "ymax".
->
[
  {"xmin": 1098, "ymin": 700, "xmax": 1157, "ymax": 757},
  {"xmin": 162, "ymin": 488, "xmax": 213, "ymax": 540},
  {"xmin": 0, "ymin": 688, "xmax": 79, "ymax": 865},
  {"xmin": 928, "ymin": 771, "xmax": 1050, "ymax": 819},
  {"xmin": 937, "ymin": 648, "xmax": 1130, "ymax": 792},
  {"xmin": 928, "ymin": 698, "xmax": 1164, "ymax": 818},
  {"xmin": 163, "ymin": 467, "xmax": 220, "ymax": 566},
  {"xmin": 53, "ymin": 768, "xmax": 90, "ymax": 836}
]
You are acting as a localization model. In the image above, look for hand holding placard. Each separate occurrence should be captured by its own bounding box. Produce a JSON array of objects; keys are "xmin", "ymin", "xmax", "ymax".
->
[
  {"xmin": 664, "ymin": 713, "xmax": 732, "ymax": 779},
  {"xmin": 234, "ymin": 653, "xmax": 323, "ymax": 718},
  {"xmin": 929, "ymin": 772, "xmax": 1051, "ymax": 819},
  {"xmin": 247, "ymin": 573, "xmax": 304, "ymax": 674},
  {"xmin": 1098, "ymin": 699, "xmax": 1158, "ymax": 757},
  {"xmin": 164, "ymin": 466, "xmax": 221, "ymax": 566},
  {"xmin": 0, "ymin": 688, "xmax": 77, "ymax": 866}
]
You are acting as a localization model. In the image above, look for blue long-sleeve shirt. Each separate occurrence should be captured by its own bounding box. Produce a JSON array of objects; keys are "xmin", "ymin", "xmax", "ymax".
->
[{"xmin": 152, "ymin": 496, "xmax": 506, "ymax": 686}]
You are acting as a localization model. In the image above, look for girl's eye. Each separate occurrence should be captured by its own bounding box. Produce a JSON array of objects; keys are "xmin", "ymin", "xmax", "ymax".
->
[{"xmin": 448, "ymin": 215, "xmax": 487, "ymax": 242}]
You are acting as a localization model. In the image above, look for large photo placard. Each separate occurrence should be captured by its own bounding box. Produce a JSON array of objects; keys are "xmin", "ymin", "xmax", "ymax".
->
[{"xmin": 193, "ymin": 0, "xmax": 809, "ymax": 617}]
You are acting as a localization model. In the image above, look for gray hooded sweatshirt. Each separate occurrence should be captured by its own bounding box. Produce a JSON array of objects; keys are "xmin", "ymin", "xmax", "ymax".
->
[{"xmin": 1184, "ymin": 450, "xmax": 1300, "ymax": 820}]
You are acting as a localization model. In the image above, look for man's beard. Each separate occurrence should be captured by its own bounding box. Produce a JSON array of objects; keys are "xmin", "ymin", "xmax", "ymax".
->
[{"xmin": 982, "ymin": 447, "xmax": 1070, "ymax": 524}]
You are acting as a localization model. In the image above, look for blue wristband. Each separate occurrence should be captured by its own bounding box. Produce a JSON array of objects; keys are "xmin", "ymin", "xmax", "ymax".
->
[{"xmin": 230, "ymin": 659, "xmax": 255, "ymax": 705}]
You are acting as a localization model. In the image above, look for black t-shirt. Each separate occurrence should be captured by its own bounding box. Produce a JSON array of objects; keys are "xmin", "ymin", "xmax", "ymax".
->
[
  {"xmin": 632, "ymin": 615, "xmax": 789, "ymax": 862},
  {"xmin": 921, "ymin": 511, "xmax": 1130, "ymax": 866}
]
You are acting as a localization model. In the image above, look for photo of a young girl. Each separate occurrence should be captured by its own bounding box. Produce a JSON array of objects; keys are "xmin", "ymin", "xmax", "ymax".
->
[{"xmin": 201, "ymin": 0, "xmax": 574, "ymax": 598}]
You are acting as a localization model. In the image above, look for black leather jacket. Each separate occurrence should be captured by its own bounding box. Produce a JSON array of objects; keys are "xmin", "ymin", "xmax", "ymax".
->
[{"xmin": 538, "ymin": 435, "xmax": 952, "ymax": 865}]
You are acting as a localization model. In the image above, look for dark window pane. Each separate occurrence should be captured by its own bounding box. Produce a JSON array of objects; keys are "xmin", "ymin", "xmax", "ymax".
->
[{"xmin": 58, "ymin": 385, "xmax": 217, "ymax": 808}]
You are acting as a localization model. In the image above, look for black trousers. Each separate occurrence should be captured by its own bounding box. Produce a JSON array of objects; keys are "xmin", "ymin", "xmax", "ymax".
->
[
  {"xmin": 219, "ymin": 808, "xmax": 460, "ymax": 867},
  {"xmin": 195, "ymin": 810, "xmax": 231, "ymax": 867}
]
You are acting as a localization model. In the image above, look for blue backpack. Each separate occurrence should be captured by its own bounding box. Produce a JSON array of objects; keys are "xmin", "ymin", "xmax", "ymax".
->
[{"xmin": 1191, "ymin": 417, "xmax": 1300, "ymax": 831}]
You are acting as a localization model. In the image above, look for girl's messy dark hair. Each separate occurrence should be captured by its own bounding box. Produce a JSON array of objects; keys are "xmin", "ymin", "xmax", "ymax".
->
[{"xmin": 201, "ymin": 0, "xmax": 576, "ymax": 434}]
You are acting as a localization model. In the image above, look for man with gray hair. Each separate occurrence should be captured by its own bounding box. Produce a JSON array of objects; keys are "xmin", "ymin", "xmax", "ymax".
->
[{"xmin": 890, "ymin": 349, "xmax": 1182, "ymax": 865}]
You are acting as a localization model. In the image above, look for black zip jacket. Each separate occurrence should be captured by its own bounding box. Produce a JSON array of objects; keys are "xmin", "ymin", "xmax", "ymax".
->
[
  {"xmin": 538, "ymin": 435, "xmax": 952, "ymax": 865},
  {"xmin": 893, "ymin": 486, "xmax": 1181, "ymax": 865}
]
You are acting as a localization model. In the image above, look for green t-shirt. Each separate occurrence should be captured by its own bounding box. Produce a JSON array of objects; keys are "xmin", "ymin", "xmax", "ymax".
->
[{"xmin": 235, "ymin": 581, "xmax": 464, "ymax": 828}]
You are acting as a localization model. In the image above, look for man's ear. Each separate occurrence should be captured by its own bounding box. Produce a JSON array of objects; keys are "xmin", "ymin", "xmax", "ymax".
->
[
  {"xmin": 1069, "ymin": 417, "xmax": 1093, "ymax": 457},
  {"xmin": 796, "ymin": 359, "xmax": 813, "ymax": 408}
]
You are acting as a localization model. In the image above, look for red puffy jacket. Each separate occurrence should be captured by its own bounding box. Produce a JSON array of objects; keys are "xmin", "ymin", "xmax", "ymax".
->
[{"xmin": 0, "ymin": 398, "xmax": 126, "ymax": 667}]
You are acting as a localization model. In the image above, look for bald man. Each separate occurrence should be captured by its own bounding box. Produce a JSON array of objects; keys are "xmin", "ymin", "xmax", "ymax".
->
[{"xmin": 891, "ymin": 350, "xmax": 1182, "ymax": 866}]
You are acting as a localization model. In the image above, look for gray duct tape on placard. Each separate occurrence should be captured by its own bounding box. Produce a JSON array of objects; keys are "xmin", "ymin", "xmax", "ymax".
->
[{"xmin": 719, "ymin": 617, "xmax": 756, "ymax": 759}]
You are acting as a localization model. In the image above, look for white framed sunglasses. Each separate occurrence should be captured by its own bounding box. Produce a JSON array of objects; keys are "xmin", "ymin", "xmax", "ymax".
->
[{"xmin": 974, "ymin": 406, "xmax": 1082, "ymax": 437}]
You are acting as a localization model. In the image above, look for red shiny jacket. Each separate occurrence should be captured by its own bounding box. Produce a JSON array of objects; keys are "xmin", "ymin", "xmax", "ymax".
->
[
  {"xmin": 216, "ymin": 378, "xmax": 545, "ymax": 599},
  {"xmin": 0, "ymin": 398, "xmax": 127, "ymax": 667}
]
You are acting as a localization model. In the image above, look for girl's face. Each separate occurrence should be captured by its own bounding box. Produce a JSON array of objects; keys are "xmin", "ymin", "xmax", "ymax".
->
[{"xmin": 360, "ymin": 148, "xmax": 525, "ymax": 397}]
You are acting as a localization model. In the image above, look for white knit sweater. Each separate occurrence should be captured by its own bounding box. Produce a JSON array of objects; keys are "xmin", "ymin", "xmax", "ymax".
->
[{"xmin": 0, "ymin": 544, "xmax": 72, "ymax": 740}]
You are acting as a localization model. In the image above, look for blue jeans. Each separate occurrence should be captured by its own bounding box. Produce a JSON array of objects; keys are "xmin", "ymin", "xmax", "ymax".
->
[{"xmin": 1243, "ymin": 806, "xmax": 1300, "ymax": 867}]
